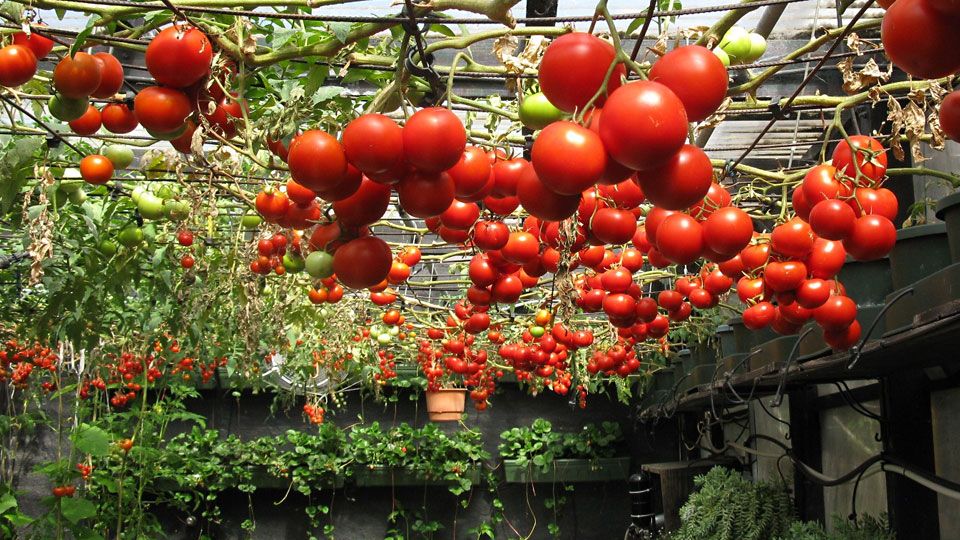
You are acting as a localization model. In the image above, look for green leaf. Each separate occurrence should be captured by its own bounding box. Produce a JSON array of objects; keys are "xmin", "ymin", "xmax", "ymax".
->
[
  {"xmin": 328, "ymin": 22, "xmax": 352, "ymax": 43},
  {"xmin": 0, "ymin": 493, "xmax": 17, "ymax": 514},
  {"xmin": 73, "ymin": 424, "xmax": 111, "ymax": 456},
  {"xmin": 311, "ymin": 86, "xmax": 345, "ymax": 104},
  {"xmin": 60, "ymin": 497, "xmax": 96, "ymax": 524},
  {"xmin": 303, "ymin": 65, "xmax": 328, "ymax": 97},
  {"xmin": 429, "ymin": 24, "xmax": 455, "ymax": 37},
  {"xmin": 70, "ymin": 21, "xmax": 98, "ymax": 57},
  {"xmin": 626, "ymin": 17, "xmax": 646, "ymax": 35},
  {"xmin": 272, "ymin": 27, "xmax": 298, "ymax": 48}
]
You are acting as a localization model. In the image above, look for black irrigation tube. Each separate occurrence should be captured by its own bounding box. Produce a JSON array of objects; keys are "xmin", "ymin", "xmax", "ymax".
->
[{"xmin": 31, "ymin": 0, "xmax": 810, "ymax": 25}]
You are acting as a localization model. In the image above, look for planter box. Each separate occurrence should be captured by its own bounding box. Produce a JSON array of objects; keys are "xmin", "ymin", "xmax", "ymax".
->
[
  {"xmin": 352, "ymin": 465, "xmax": 480, "ymax": 487},
  {"xmin": 748, "ymin": 335, "xmax": 800, "ymax": 372},
  {"xmin": 728, "ymin": 317, "xmax": 777, "ymax": 353},
  {"xmin": 503, "ymin": 457, "xmax": 630, "ymax": 483},
  {"xmin": 720, "ymin": 353, "xmax": 748, "ymax": 377},
  {"xmin": 936, "ymin": 191, "xmax": 960, "ymax": 263},
  {"xmin": 150, "ymin": 466, "xmax": 342, "ymax": 492},
  {"xmin": 716, "ymin": 325, "xmax": 737, "ymax": 358},
  {"xmin": 680, "ymin": 346, "xmax": 715, "ymax": 374},
  {"xmin": 838, "ymin": 257, "xmax": 892, "ymax": 306},
  {"xmin": 884, "ymin": 262, "xmax": 960, "ymax": 335},
  {"xmin": 686, "ymin": 364, "xmax": 719, "ymax": 392},
  {"xmin": 889, "ymin": 223, "xmax": 950, "ymax": 289}
]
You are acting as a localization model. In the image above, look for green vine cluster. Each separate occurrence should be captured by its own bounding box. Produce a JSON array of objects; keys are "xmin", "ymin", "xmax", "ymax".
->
[
  {"xmin": 497, "ymin": 419, "xmax": 623, "ymax": 471},
  {"xmin": 667, "ymin": 467, "xmax": 895, "ymax": 540}
]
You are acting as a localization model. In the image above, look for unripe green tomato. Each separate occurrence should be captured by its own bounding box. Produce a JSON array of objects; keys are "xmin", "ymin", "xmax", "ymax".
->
[
  {"xmin": 241, "ymin": 213, "xmax": 262, "ymax": 228},
  {"xmin": 518, "ymin": 92, "xmax": 566, "ymax": 130},
  {"xmin": 744, "ymin": 33, "xmax": 767, "ymax": 63},
  {"xmin": 712, "ymin": 47, "xmax": 731, "ymax": 67},
  {"xmin": 305, "ymin": 251, "xmax": 334, "ymax": 278},
  {"xmin": 98, "ymin": 239, "xmax": 119, "ymax": 255},
  {"xmin": 719, "ymin": 27, "xmax": 752, "ymax": 62},
  {"xmin": 282, "ymin": 252, "xmax": 305, "ymax": 273},
  {"xmin": 388, "ymin": 325, "xmax": 400, "ymax": 336},
  {"xmin": 68, "ymin": 189, "xmax": 87, "ymax": 205},
  {"xmin": 529, "ymin": 325, "xmax": 546, "ymax": 338},
  {"xmin": 164, "ymin": 200, "xmax": 190, "ymax": 221},
  {"xmin": 377, "ymin": 333, "xmax": 392, "ymax": 344},
  {"xmin": 137, "ymin": 193, "xmax": 166, "ymax": 220},
  {"xmin": 49, "ymin": 94, "xmax": 89, "ymax": 122},
  {"xmin": 103, "ymin": 145, "xmax": 134, "ymax": 170},
  {"xmin": 117, "ymin": 226, "xmax": 144, "ymax": 248},
  {"xmin": 370, "ymin": 326, "xmax": 382, "ymax": 338}
]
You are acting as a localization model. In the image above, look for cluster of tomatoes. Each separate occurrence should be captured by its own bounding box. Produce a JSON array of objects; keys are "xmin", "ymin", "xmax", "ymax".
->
[
  {"xmin": 417, "ymin": 331, "xmax": 498, "ymax": 409},
  {"xmin": 586, "ymin": 344, "xmax": 642, "ymax": 377},
  {"xmin": 51, "ymin": 485, "xmax": 77, "ymax": 498},
  {"xmin": 303, "ymin": 403, "xmax": 325, "ymax": 425},
  {"xmin": 177, "ymin": 229, "xmax": 197, "ymax": 269},
  {"xmin": 0, "ymin": 339, "xmax": 58, "ymax": 389},
  {"xmin": 373, "ymin": 350, "xmax": 398, "ymax": 383},
  {"xmin": 366, "ymin": 246, "xmax": 422, "ymax": 306}
]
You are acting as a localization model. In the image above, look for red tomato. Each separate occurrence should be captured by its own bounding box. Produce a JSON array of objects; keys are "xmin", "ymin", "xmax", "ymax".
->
[
  {"xmin": 771, "ymin": 217, "xmax": 815, "ymax": 259},
  {"xmin": 843, "ymin": 215, "xmax": 896, "ymax": 261},
  {"xmin": 332, "ymin": 176, "xmax": 391, "ymax": 227},
  {"xmin": 399, "ymin": 246, "xmax": 421, "ymax": 266},
  {"xmin": 402, "ymin": 107, "xmax": 466, "ymax": 173},
  {"xmin": 657, "ymin": 290, "xmax": 684, "ymax": 311},
  {"xmin": 643, "ymin": 207, "xmax": 676, "ymax": 246},
  {"xmin": 448, "ymin": 146, "xmax": 492, "ymax": 198},
  {"xmin": 796, "ymin": 278, "xmax": 831, "ymax": 309},
  {"xmin": 492, "ymin": 274, "xmax": 523, "ymax": 303},
  {"xmin": 332, "ymin": 236, "xmax": 392, "ymax": 289},
  {"xmin": 12, "ymin": 30, "xmax": 54, "ymax": 59},
  {"xmin": 740, "ymin": 243, "xmax": 771, "ymax": 272},
  {"xmin": 342, "ymin": 113, "xmax": 404, "ymax": 174},
  {"xmin": 134, "ymin": 86, "xmax": 191, "ymax": 134},
  {"xmin": 288, "ymin": 130, "xmax": 348, "ymax": 192},
  {"xmin": 599, "ymin": 81, "xmax": 688, "ymax": 171},
  {"xmin": 80, "ymin": 154, "xmax": 114, "ymax": 185},
  {"xmin": 501, "ymin": 232, "xmax": 540, "ymax": 264},
  {"xmin": 636, "ymin": 145, "xmax": 713, "ymax": 210},
  {"xmin": 601, "ymin": 267, "xmax": 633, "ymax": 293},
  {"xmin": 317, "ymin": 164, "xmax": 362, "ymax": 202},
  {"xmin": 54, "ymin": 52, "xmax": 102, "ymax": 98},
  {"xmin": 814, "ymin": 295, "xmax": 857, "ymax": 331},
  {"xmin": 743, "ymin": 302, "xmax": 776, "ymax": 329},
  {"xmin": 599, "ymin": 178, "xmax": 645, "ymax": 209},
  {"xmin": 516, "ymin": 166, "xmax": 581, "ymax": 221},
  {"xmin": 68, "ymin": 105, "xmax": 101, "ymax": 135},
  {"xmin": 286, "ymin": 180, "xmax": 316, "ymax": 205},
  {"xmin": 438, "ymin": 226, "xmax": 470, "ymax": 244},
  {"xmin": 201, "ymin": 93, "xmax": 246, "ymax": 137},
  {"xmin": 881, "ymin": 0, "xmax": 960, "ymax": 79},
  {"xmin": 648, "ymin": 45, "xmax": 728, "ymax": 122},
  {"xmin": 825, "ymin": 319, "xmax": 862, "ymax": 350},
  {"xmin": 491, "ymin": 158, "xmax": 528, "ymax": 197},
  {"xmin": 170, "ymin": 119, "xmax": 198, "ymax": 154},
  {"xmin": 469, "ymin": 254, "xmax": 498, "ymax": 287},
  {"xmin": 718, "ymin": 254, "xmax": 745, "ymax": 278},
  {"xmin": 145, "ymin": 25, "xmax": 212, "ymax": 88},
  {"xmin": 101, "ymin": 103, "xmax": 138, "ymax": 134},
  {"xmin": 603, "ymin": 293, "xmax": 636, "ymax": 319},
  {"xmin": 484, "ymin": 195, "xmax": 520, "ymax": 216},
  {"xmin": 704, "ymin": 268, "xmax": 734, "ymax": 295},
  {"xmin": 178, "ymin": 230, "xmax": 194, "ymax": 246},
  {"xmin": 473, "ymin": 221, "xmax": 509, "ymax": 251},
  {"xmin": 703, "ymin": 206, "xmax": 754, "ymax": 257},
  {"xmin": 92, "ymin": 52, "xmax": 124, "ymax": 98},
  {"xmin": 531, "ymin": 121, "xmax": 607, "ymax": 195},
  {"xmin": 764, "ymin": 261, "xmax": 808, "ymax": 292},
  {"xmin": 0, "ymin": 45, "xmax": 37, "ymax": 87},
  {"xmin": 848, "ymin": 187, "xmax": 899, "ymax": 221},
  {"xmin": 397, "ymin": 171, "xmax": 455, "ymax": 218},
  {"xmin": 793, "ymin": 185, "xmax": 813, "ymax": 221},
  {"xmin": 832, "ymin": 135, "xmax": 887, "ymax": 186},
  {"xmin": 806, "ymin": 238, "xmax": 847, "ymax": 279},
  {"xmin": 941, "ymin": 90, "xmax": 960, "ymax": 142},
  {"xmin": 538, "ymin": 32, "xmax": 625, "ymax": 113},
  {"xmin": 689, "ymin": 182, "xmax": 732, "ymax": 219},
  {"xmin": 256, "ymin": 189, "xmax": 289, "ymax": 222},
  {"xmin": 180, "ymin": 254, "xmax": 195, "ymax": 269},
  {"xmin": 656, "ymin": 214, "xmax": 704, "ymax": 265},
  {"xmin": 809, "ymin": 199, "xmax": 856, "ymax": 240},
  {"xmin": 689, "ymin": 288, "xmax": 715, "ymax": 309},
  {"xmin": 439, "ymin": 201, "xmax": 480, "ymax": 230},
  {"xmin": 802, "ymin": 164, "xmax": 847, "ymax": 204},
  {"xmin": 591, "ymin": 208, "xmax": 637, "ymax": 245}
]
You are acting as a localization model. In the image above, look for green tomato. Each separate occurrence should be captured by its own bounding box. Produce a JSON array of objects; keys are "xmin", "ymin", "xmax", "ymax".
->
[
  {"xmin": 305, "ymin": 251, "xmax": 334, "ymax": 278},
  {"xmin": 388, "ymin": 325, "xmax": 400, "ymax": 336},
  {"xmin": 130, "ymin": 186, "xmax": 146, "ymax": 204},
  {"xmin": 282, "ymin": 252, "xmax": 305, "ymax": 273},
  {"xmin": 712, "ymin": 47, "xmax": 731, "ymax": 68},
  {"xmin": 744, "ymin": 33, "xmax": 767, "ymax": 63},
  {"xmin": 103, "ymin": 145, "xmax": 134, "ymax": 170},
  {"xmin": 241, "ymin": 213, "xmax": 262, "ymax": 229},
  {"xmin": 98, "ymin": 239, "xmax": 119, "ymax": 256},
  {"xmin": 518, "ymin": 92, "xmax": 566, "ymax": 130},
  {"xmin": 145, "ymin": 124, "xmax": 187, "ymax": 141},
  {"xmin": 719, "ymin": 27, "xmax": 752, "ymax": 62},
  {"xmin": 137, "ymin": 193, "xmax": 166, "ymax": 220},
  {"xmin": 48, "ymin": 94, "xmax": 89, "ymax": 122},
  {"xmin": 155, "ymin": 185, "xmax": 177, "ymax": 199},
  {"xmin": 319, "ymin": 307, "xmax": 330, "ymax": 318},
  {"xmin": 117, "ymin": 226, "xmax": 144, "ymax": 248},
  {"xmin": 529, "ymin": 325, "xmax": 546, "ymax": 338},
  {"xmin": 370, "ymin": 326, "xmax": 382, "ymax": 338},
  {"xmin": 68, "ymin": 189, "xmax": 87, "ymax": 205},
  {"xmin": 377, "ymin": 333, "xmax": 392, "ymax": 344},
  {"xmin": 164, "ymin": 200, "xmax": 190, "ymax": 221}
]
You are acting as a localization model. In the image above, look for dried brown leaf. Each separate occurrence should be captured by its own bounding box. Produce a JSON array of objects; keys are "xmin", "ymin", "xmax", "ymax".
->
[
  {"xmin": 838, "ymin": 57, "xmax": 890, "ymax": 94},
  {"xmin": 887, "ymin": 94, "xmax": 906, "ymax": 162},
  {"xmin": 695, "ymin": 97, "xmax": 731, "ymax": 137}
]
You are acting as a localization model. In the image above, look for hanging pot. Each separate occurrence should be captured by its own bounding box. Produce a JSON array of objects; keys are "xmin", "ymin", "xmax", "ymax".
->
[
  {"xmin": 889, "ymin": 223, "xmax": 950, "ymax": 289},
  {"xmin": 425, "ymin": 389, "xmax": 466, "ymax": 422},
  {"xmin": 935, "ymin": 191, "xmax": 960, "ymax": 263}
]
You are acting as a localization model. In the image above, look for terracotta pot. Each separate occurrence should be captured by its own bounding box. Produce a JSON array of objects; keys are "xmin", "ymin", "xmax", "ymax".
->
[{"xmin": 425, "ymin": 389, "xmax": 466, "ymax": 422}]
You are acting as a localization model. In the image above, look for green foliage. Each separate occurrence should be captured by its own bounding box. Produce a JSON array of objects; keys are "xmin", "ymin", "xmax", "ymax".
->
[
  {"xmin": 776, "ymin": 514, "xmax": 894, "ymax": 540},
  {"xmin": 498, "ymin": 419, "xmax": 623, "ymax": 472},
  {"xmin": 669, "ymin": 467, "xmax": 795, "ymax": 540}
]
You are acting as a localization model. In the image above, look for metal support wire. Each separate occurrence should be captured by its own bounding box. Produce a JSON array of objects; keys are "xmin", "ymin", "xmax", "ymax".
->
[
  {"xmin": 770, "ymin": 327, "xmax": 814, "ymax": 407},
  {"xmin": 727, "ymin": 0, "xmax": 877, "ymax": 173}
]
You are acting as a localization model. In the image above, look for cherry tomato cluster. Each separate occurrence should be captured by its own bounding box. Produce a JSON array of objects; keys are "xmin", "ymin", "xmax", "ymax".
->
[
  {"xmin": 308, "ymin": 276, "xmax": 344, "ymax": 305},
  {"xmin": 76, "ymin": 463, "xmax": 93, "ymax": 480},
  {"xmin": 177, "ymin": 229, "xmax": 198, "ymax": 269},
  {"xmin": 586, "ymin": 344, "xmax": 642, "ymax": 377},
  {"xmin": 303, "ymin": 403, "xmax": 325, "ymax": 425},
  {"xmin": 367, "ymin": 247, "xmax": 422, "ymax": 306},
  {"xmin": 417, "ymin": 332, "xmax": 499, "ymax": 409},
  {"xmin": 0, "ymin": 340, "xmax": 58, "ymax": 389},
  {"xmin": 51, "ymin": 485, "xmax": 76, "ymax": 498}
]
